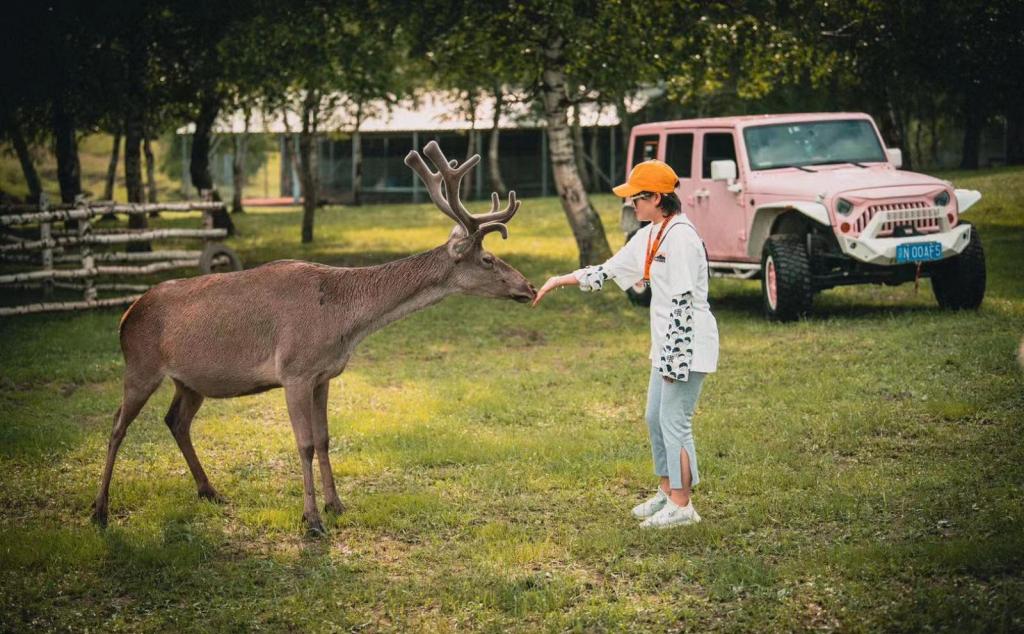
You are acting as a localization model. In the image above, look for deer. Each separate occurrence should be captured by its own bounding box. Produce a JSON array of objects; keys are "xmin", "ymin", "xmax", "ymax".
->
[{"xmin": 91, "ymin": 141, "xmax": 536, "ymax": 536}]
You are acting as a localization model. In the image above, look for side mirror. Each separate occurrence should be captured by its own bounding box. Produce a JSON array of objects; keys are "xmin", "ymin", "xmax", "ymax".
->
[
  {"xmin": 711, "ymin": 160, "xmax": 737, "ymax": 181},
  {"xmin": 887, "ymin": 148, "xmax": 903, "ymax": 169}
]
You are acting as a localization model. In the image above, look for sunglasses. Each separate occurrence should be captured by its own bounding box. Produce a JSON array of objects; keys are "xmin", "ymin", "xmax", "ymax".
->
[{"xmin": 628, "ymin": 193, "xmax": 654, "ymax": 206}]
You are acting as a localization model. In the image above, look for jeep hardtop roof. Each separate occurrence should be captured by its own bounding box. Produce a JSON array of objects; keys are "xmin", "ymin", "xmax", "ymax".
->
[{"xmin": 631, "ymin": 112, "xmax": 875, "ymax": 134}]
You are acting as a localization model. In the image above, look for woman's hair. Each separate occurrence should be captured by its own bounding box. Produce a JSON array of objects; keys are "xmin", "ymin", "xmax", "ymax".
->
[{"xmin": 642, "ymin": 191, "xmax": 681, "ymax": 217}]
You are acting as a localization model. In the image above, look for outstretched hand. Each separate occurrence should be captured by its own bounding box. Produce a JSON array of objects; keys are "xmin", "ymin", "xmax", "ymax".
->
[
  {"xmin": 531, "ymin": 276, "xmax": 561, "ymax": 307},
  {"xmin": 532, "ymin": 274, "xmax": 576, "ymax": 307}
]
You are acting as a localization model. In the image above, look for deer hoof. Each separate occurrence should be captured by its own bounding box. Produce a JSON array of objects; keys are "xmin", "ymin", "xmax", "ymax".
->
[
  {"xmin": 198, "ymin": 485, "xmax": 226, "ymax": 504},
  {"xmin": 90, "ymin": 509, "xmax": 108, "ymax": 529},
  {"xmin": 324, "ymin": 499, "xmax": 346, "ymax": 515},
  {"xmin": 304, "ymin": 516, "xmax": 327, "ymax": 538}
]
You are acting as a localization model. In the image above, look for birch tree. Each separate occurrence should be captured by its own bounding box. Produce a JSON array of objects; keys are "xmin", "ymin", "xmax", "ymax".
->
[{"xmin": 412, "ymin": 0, "xmax": 677, "ymax": 265}]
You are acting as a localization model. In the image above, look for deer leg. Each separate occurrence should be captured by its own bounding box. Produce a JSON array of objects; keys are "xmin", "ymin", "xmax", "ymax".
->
[
  {"xmin": 91, "ymin": 372, "xmax": 162, "ymax": 527},
  {"xmin": 312, "ymin": 380, "xmax": 344, "ymax": 514},
  {"xmin": 284, "ymin": 382, "xmax": 325, "ymax": 537},
  {"xmin": 164, "ymin": 380, "xmax": 222, "ymax": 503}
]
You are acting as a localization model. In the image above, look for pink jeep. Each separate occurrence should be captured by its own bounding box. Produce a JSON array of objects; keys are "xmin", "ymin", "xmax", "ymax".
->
[{"xmin": 622, "ymin": 113, "xmax": 985, "ymax": 320}]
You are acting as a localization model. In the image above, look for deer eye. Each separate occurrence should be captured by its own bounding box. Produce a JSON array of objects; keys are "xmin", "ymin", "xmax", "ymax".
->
[{"xmin": 481, "ymin": 254, "xmax": 495, "ymax": 268}]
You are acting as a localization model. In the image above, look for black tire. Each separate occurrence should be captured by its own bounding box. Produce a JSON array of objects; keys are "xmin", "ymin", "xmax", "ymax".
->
[
  {"xmin": 626, "ymin": 283, "xmax": 652, "ymax": 307},
  {"xmin": 931, "ymin": 224, "xmax": 985, "ymax": 310},
  {"xmin": 199, "ymin": 243, "xmax": 243, "ymax": 274},
  {"xmin": 761, "ymin": 235, "xmax": 813, "ymax": 322}
]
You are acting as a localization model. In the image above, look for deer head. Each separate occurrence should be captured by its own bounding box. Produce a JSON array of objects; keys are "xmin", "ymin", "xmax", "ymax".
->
[{"xmin": 405, "ymin": 141, "xmax": 536, "ymax": 302}]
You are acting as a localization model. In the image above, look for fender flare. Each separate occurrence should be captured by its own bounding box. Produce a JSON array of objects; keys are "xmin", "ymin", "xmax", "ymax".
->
[
  {"xmin": 955, "ymin": 189, "xmax": 982, "ymax": 213},
  {"xmin": 747, "ymin": 201, "xmax": 830, "ymax": 260}
]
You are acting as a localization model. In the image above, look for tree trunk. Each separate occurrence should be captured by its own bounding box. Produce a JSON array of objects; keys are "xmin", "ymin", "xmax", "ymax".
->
[
  {"xmin": 2, "ymin": 108, "xmax": 42, "ymax": 204},
  {"xmin": 125, "ymin": 117, "xmax": 144, "ymax": 204},
  {"xmin": 52, "ymin": 98, "xmax": 81, "ymax": 205},
  {"xmin": 143, "ymin": 134, "xmax": 158, "ymax": 203},
  {"xmin": 298, "ymin": 91, "xmax": 320, "ymax": 243},
  {"xmin": 124, "ymin": 110, "xmax": 150, "ymax": 252},
  {"xmin": 929, "ymin": 110, "xmax": 941, "ymax": 167},
  {"xmin": 462, "ymin": 93, "xmax": 477, "ymax": 200},
  {"xmin": 913, "ymin": 118, "xmax": 924, "ymax": 170},
  {"xmin": 616, "ymin": 94, "xmax": 631, "ymax": 178},
  {"xmin": 588, "ymin": 120, "xmax": 601, "ymax": 188},
  {"xmin": 232, "ymin": 111, "xmax": 250, "ymax": 213},
  {"xmin": 283, "ymin": 134, "xmax": 301, "ymax": 200},
  {"xmin": 882, "ymin": 99, "xmax": 912, "ymax": 170},
  {"xmin": 352, "ymin": 101, "xmax": 363, "ymax": 206},
  {"xmin": 190, "ymin": 95, "xmax": 235, "ymax": 235},
  {"xmin": 541, "ymin": 38, "xmax": 612, "ymax": 267},
  {"xmin": 571, "ymin": 104, "xmax": 591, "ymax": 191},
  {"xmin": 488, "ymin": 87, "xmax": 507, "ymax": 196},
  {"xmin": 280, "ymin": 133, "xmax": 294, "ymax": 197},
  {"xmin": 232, "ymin": 134, "xmax": 245, "ymax": 213},
  {"xmin": 897, "ymin": 104, "xmax": 912, "ymax": 171},
  {"xmin": 103, "ymin": 129, "xmax": 121, "ymax": 201},
  {"xmin": 959, "ymin": 97, "xmax": 983, "ymax": 170},
  {"xmin": 1007, "ymin": 106, "xmax": 1024, "ymax": 165}
]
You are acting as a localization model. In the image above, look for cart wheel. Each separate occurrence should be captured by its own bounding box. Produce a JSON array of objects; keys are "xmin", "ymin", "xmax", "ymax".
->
[{"xmin": 199, "ymin": 243, "xmax": 242, "ymax": 274}]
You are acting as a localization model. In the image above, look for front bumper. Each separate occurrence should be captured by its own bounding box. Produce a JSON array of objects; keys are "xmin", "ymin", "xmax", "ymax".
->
[{"xmin": 838, "ymin": 223, "xmax": 972, "ymax": 265}]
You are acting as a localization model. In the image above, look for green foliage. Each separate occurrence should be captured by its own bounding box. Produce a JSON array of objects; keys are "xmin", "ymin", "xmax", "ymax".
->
[
  {"xmin": 158, "ymin": 131, "xmax": 272, "ymax": 183},
  {"xmin": 1, "ymin": 167, "xmax": 1023, "ymax": 631}
]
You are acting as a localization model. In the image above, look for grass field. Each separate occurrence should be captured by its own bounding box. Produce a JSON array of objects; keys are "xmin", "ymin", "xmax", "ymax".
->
[{"xmin": 1, "ymin": 167, "xmax": 1022, "ymax": 632}]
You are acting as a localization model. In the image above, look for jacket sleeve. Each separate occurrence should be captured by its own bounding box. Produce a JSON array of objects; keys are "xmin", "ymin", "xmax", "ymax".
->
[
  {"xmin": 572, "ymin": 228, "xmax": 645, "ymax": 292},
  {"xmin": 659, "ymin": 291, "xmax": 695, "ymax": 380}
]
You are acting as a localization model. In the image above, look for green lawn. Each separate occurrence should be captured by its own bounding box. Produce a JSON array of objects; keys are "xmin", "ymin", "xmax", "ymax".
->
[{"xmin": 1, "ymin": 168, "xmax": 1023, "ymax": 632}]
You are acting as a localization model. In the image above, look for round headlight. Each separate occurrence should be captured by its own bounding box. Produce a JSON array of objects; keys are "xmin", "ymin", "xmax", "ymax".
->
[
  {"xmin": 836, "ymin": 198, "xmax": 853, "ymax": 216},
  {"xmin": 934, "ymin": 191, "xmax": 950, "ymax": 207}
]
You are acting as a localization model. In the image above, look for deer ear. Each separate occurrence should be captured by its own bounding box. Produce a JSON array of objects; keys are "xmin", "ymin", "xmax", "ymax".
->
[
  {"xmin": 448, "ymin": 224, "xmax": 468, "ymax": 240},
  {"xmin": 447, "ymin": 235, "xmax": 474, "ymax": 260},
  {"xmin": 447, "ymin": 224, "xmax": 474, "ymax": 260}
]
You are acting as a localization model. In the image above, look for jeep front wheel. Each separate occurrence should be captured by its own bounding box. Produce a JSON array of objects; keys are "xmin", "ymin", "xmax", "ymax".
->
[
  {"xmin": 761, "ymin": 235, "xmax": 813, "ymax": 321},
  {"xmin": 931, "ymin": 224, "xmax": 986, "ymax": 310}
]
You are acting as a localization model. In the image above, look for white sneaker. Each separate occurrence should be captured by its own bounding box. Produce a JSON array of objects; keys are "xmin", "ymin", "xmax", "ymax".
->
[
  {"xmin": 631, "ymin": 488, "xmax": 668, "ymax": 519},
  {"xmin": 639, "ymin": 498, "xmax": 701, "ymax": 529}
]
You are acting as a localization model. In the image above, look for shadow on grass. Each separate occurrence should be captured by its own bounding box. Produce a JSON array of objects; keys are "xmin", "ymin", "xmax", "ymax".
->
[{"xmin": 706, "ymin": 282, "xmax": 944, "ymax": 322}]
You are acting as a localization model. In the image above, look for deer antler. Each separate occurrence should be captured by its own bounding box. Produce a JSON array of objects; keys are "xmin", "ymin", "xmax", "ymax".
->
[
  {"xmin": 474, "ymin": 191, "xmax": 520, "ymax": 226},
  {"xmin": 404, "ymin": 141, "xmax": 520, "ymax": 238}
]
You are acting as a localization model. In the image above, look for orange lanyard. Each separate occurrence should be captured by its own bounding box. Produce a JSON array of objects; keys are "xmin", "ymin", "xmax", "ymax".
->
[{"xmin": 643, "ymin": 220, "xmax": 670, "ymax": 283}]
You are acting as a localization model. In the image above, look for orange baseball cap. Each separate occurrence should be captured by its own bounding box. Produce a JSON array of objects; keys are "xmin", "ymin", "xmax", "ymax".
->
[{"xmin": 612, "ymin": 160, "xmax": 679, "ymax": 197}]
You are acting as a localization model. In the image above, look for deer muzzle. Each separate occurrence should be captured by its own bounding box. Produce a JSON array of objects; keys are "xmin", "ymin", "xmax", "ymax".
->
[{"xmin": 510, "ymin": 282, "xmax": 537, "ymax": 303}]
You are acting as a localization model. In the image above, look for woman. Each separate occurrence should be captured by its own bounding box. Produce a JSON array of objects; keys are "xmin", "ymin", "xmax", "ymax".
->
[{"xmin": 532, "ymin": 159, "xmax": 719, "ymax": 529}]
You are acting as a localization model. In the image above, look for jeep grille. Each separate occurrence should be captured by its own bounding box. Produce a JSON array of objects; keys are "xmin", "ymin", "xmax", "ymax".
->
[{"xmin": 852, "ymin": 200, "xmax": 943, "ymax": 237}]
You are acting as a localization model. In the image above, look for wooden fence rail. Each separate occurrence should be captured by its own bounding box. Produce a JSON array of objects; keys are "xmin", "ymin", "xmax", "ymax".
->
[
  {"xmin": 0, "ymin": 194, "xmax": 241, "ymax": 317},
  {"xmin": 0, "ymin": 201, "xmax": 227, "ymax": 226}
]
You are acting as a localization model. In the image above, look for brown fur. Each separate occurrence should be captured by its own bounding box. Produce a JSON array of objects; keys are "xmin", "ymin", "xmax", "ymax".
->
[{"xmin": 92, "ymin": 153, "xmax": 535, "ymax": 536}]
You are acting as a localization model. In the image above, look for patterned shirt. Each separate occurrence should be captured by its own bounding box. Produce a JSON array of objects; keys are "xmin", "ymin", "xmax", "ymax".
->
[{"xmin": 574, "ymin": 214, "xmax": 719, "ymax": 379}]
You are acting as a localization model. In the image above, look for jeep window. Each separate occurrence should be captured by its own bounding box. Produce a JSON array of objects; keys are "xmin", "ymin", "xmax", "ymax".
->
[
  {"xmin": 701, "ymin": 133, "xmax": 737, "ymax": 178},
  {"xmin": 632, "ymin": 134, "xmax": 659, "ymax": 167},
  {"xmin": 743, "ymin": 119, "xmax": 887, "ymax": 170},
  {"xmin": 666, "ymin": 133, "xmax": 694, "ymax": 178}
]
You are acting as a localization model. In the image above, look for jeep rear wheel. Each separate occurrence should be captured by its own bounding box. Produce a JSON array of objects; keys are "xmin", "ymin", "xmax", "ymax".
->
[
  {"xmin": 931, "ymin": 224, "xmax": 986, "ymax": 310},
  {"xmin": 199, "ymin": 243, "xmax": 243, "ymax": 275},
  {"xmin": 761, "ymin": 235, "xmax": 813, "ymax": 321}
]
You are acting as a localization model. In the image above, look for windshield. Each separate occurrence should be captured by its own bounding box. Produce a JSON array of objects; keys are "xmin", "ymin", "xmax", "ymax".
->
[{"xmin": 743, "ymin": 119, "xmax": 887, "ymax": 170}]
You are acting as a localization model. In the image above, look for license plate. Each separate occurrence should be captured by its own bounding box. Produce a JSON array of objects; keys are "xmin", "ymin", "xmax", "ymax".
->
[{"xmin": 896, "ymin": 241, "xmax": 943, "ymax": 263}]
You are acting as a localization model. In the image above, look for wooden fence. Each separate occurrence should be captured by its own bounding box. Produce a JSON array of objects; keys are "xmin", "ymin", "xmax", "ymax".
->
[{"xmin": 0, "ymin": 195, "xmax": 241, "ymax": 316}]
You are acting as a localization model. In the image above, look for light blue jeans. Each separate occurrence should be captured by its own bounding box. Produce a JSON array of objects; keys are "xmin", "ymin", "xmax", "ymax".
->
[{"xmin": 645, "ymin": 367, "xmax": 706, "ymax": 490}]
